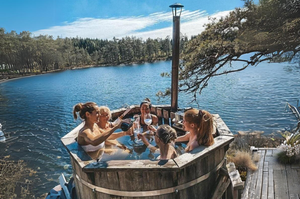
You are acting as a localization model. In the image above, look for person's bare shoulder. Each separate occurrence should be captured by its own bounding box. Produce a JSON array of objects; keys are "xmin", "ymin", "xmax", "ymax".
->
[
  {"xmin": 79, "ymin": 127, "xmax": 92, "ymax": 138},
  {"xmin": 152, "ymin": 114, "xmax": 159, "ymax": 124}
]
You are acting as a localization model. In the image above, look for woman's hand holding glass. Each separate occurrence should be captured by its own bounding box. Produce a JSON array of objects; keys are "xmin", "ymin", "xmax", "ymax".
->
[
  {"xmin": 130, "ymin": 115, "xmax": 143, "ymax": 145},
  {"xmin": 133, "ymin": 122, "xmax": 141, "ymax": 140},
  {"xmin": 137, "ymin": 133, "xmax": 148, "ymax": 144},
  {"xmin": 147, "ymin": 125, "xmax": 157, "ymax": 136}
]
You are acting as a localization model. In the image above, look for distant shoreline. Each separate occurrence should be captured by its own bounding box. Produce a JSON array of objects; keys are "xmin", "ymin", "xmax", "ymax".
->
[
  {"xmin": 0, "ymin": 73, "xmax": 42, "ymax": 84},
  {"xmin": 0, "ymin": 65, "xmax": 96, "ymax": 84},
  {"xmin": 0, "ymin": 58, "xmax": 170, "ymax": 84}
]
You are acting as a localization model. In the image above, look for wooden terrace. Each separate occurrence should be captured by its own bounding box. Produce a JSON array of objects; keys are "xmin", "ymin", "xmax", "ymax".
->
[{"xmin": 242, "ymin": 148, "xmax": 300, "ymax": 199}]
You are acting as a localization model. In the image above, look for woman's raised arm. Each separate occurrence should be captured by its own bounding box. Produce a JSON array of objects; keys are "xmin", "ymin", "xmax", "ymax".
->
[
  {"xmin": 82, "ymin": 124, "xmax": 120, "ymax": 146},
  {"xmin": 175, "ymin": 132, "xmax": 190, "ymax": 143}
]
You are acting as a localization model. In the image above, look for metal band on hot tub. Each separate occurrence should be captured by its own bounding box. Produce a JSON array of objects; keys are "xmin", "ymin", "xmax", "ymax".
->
[{"xmin": 75, "ymin": 159, "xmax": 225, "ymax": 197}]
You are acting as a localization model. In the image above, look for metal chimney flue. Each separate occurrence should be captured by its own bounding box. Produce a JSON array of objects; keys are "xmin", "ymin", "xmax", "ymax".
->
[{"xmin": 169, "ymin": 3, "xmax": 183, "ymax": 112}]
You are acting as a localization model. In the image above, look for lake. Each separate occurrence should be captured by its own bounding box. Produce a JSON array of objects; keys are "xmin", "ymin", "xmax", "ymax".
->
[{"xmin": 0, "ymin": 59, "xmax": 299, "ymax": 196}]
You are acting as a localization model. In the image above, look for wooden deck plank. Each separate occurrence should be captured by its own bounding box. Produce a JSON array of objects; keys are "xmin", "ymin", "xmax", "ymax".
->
[
  {"xmin": 266, "ymin": 149, "xmax": 273, "ymax": 156},
  {"xmin": 263, "ymin": 160, "xmax": 268, "ymax": 172},
  {"xmin": 248, "ymin": 151, "xmax": 262, "ymax": 199},
  {"xmin": 261, "ymin": 161, "xmax": 268, "ymax": 199},
  {"xmin": 241, "ymin": 169, "xmax": 254, "ymax": 199},
  {"xmin": 249, "ymin": 170, "xmax": 258, "ymax": 199},
  {"xmin": 268, "ymin": 168, "xmax": 274, "ymax": 199},
  {"xmin": 254, "ymin": 150, "xmax": 265, "ymax": 199},
  {"xmin": 274, "ymin": 169, "xmax": 289, "ymax": 199},
  {"xmin": 286, "ymin": 167, "xmax": 300, "ymax": 199},
  {"xmin": 291, "ymin": 164, "xmax": 300, "ymax": 169},
  {"xmin": 244, "ymin": 171, "xmax": 254, "ymax": 199},
  {"xmin": 243, "ymin": 149, "xmax": 300, "ymax": 199},
  {"xmin": 265, "ymin": 156, "xmax": 278, "ymax": 169}
]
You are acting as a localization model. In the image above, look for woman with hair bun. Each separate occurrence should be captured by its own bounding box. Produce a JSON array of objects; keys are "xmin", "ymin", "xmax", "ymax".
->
[
  {"xmin": 175, "ymin": 108, "xmax": 214, "ymax": 152},
  {"xmin": 137, "ymin": 124, "xmax": 178, "ymax": 160},
  {"xmin": 73, "ymin": 102, "xmax": 123, "ymax": 152}
]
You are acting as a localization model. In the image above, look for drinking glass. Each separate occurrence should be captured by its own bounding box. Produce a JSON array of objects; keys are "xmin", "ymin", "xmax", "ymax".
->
[
  {"xmin": 144, "ymin": 113, "xmax": 152, "ymax": 126},
  {"xmin": 128, "ymin": 115, "xmax": 143, "ymax": 146}
]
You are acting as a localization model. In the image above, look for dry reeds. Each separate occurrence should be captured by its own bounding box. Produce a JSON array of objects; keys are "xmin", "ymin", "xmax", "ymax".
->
[{"xmin": 227, "ymin": 150, "xmax": 258, "ymax": 171}]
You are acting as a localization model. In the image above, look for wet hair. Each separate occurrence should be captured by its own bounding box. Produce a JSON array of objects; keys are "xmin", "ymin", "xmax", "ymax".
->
[
  {"xmin": 98, "ymin": 106, "xmax": 112, "ymax": 119},
  {"xmin": 156, "ymin": 125, "xmax": 177, "ymax": 144},
  {"xmin": 73, "ymin": 102, "xmax": 98, "ymax": 120},
  {"xmin": 140, "ymin": 98, "xmax": 152, "ymax": 109},
  {"xmin": 184, "ymin": 108, "xmax": 214, "ymax": 146}
]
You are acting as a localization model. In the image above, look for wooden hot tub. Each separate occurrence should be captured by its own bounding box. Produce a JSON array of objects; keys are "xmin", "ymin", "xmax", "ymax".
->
[{"xmin": 61, "ymin": 105, "xmax": 234, "ymax": 199}]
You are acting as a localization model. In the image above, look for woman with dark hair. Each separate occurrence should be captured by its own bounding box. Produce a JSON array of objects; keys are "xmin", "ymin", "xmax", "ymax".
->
[
  {"xmin": 73, "ymin": 102, "xmax": 123, "ymax": 152},
  {"xmin": 175, "ymin": 108, "xmax": 214, "ymax": 152},
  {"xmin": 138, "ymin": 98, "xmax": 158, "ymax": 131},
  {"xmin": 137, "ymin": 125, "xmax": 178, "ymax": 160}
]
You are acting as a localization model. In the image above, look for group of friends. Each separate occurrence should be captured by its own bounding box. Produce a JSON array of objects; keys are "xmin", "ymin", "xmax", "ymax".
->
[{"xmin": 72, "ymin": 98, "xmax": 215, "ymax": 160}]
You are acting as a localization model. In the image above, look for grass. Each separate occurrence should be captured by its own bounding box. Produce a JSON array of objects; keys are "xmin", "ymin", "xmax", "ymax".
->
[{"xmin": 227, "ymin": 150, "xmax": 258, "ymax": 171}]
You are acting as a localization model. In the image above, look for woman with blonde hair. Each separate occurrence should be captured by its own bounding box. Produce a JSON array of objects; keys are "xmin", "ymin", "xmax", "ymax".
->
[
  {"xmin": 73, "ymin": 102, "xmax": 124, "ymax": 152},
  {"xmin": 97, "ymin": 106, "xmax": 133, "ymax": 141},
  {"xmin": 175, "ymin": 109, "xmax": 214, "ymax": 152}
]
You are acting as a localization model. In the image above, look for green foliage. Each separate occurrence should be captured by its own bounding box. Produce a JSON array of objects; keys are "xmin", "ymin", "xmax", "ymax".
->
[
  {"xmin": 156, "ymin": 88, "xmax": 171, "ymax": 101},
  {"xmin": 277, "ymin": 150, "xmax": 297, "ymax": 164},
  {"xmin": 280, "ymin": 131, "xmax": 300, "ymax": 147},
  {"xmin": 160, "ymin": 72, "xmax": 170, "ymax": 77},
  {"xmin": 278, "ymin": 131, "xmax": 300, "ymax": 164}
]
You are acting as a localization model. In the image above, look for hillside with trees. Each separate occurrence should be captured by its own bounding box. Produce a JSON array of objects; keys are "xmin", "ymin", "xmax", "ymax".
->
[{"xmin": 0, "ymin": 29, "xmax": 188, "ymax": 80}]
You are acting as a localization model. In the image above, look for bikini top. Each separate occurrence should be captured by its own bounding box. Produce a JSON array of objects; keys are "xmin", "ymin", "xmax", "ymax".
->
[
  {"xmin": 81, "ymin": 142, "xmax": 105, "ymax": 152},
  {"xmin": 139, "ymin": 114, "xmax": 154, "ymax": 126}
]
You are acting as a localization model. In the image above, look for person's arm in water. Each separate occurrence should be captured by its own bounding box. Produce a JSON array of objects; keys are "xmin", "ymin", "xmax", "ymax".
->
[{"xmin": 137, "ymin": 133, "xmax": 158, "ymax": 153}]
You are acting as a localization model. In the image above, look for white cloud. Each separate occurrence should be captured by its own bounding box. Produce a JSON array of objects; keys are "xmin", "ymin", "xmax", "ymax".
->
[{"xmin": 32, "ymin": 10, "xmax": 231, "ymax": 40}]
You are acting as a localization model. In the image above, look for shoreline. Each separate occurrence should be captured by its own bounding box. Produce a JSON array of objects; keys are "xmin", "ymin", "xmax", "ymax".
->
[
  {"xmin": 0, "ymin": 73, "xmax": 45, "ymax": 84},
  {"xmin": 0, "ymin": 67, "xmax": 85, "ymax": 84},
  {"xmin": 0, "ymin": 58, "xmax": 170, "ymax": 84}
]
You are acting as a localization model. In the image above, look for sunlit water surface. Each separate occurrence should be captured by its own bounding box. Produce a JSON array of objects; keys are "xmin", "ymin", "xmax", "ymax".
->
[{"xmin": 0, "ymin": 59, "xmax": 299, "ymax": 196}]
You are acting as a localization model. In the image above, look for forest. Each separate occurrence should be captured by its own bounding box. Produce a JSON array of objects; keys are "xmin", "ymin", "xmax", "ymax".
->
[{"xmin": 0, "ymin": 29, "xmax": 188, "ymax": 77}]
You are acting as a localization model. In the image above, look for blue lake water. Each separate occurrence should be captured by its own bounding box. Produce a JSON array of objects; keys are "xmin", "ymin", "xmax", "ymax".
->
[{"xmin": 0, "ymin": 59, "xmax": 299, "ymax": 196}]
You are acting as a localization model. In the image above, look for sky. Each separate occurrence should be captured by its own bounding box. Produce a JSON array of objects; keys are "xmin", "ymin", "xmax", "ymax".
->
[{"xmin": 0, "ymin": 0, "xmax": 251, "ymax": 40}]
